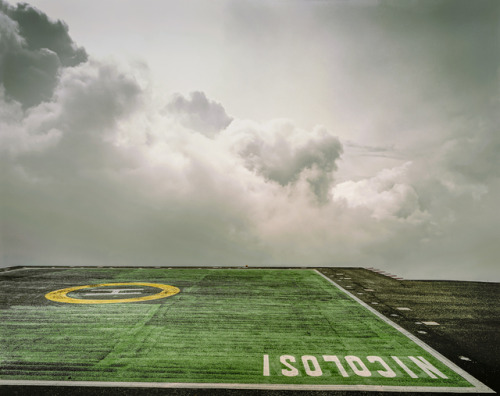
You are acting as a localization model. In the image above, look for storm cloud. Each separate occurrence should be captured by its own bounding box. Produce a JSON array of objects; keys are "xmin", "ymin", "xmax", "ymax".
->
[
  {"xmin": 1, "ymin": 0, "xmax": 499, "ymax": 281},
  {"xmin": 0, "ymin": 0, "xmax": 86, "ymax": 107}
]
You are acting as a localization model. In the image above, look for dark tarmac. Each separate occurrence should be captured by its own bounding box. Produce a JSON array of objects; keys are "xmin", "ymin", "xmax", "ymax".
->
[{"xmin": 1, "ymin": 266, "xmax": 498, "ymax": 396}]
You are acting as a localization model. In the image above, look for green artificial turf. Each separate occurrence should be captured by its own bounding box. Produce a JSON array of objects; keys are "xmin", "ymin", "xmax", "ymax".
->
[{"xmin": 0, "ymin": 268, "xmax": 475, "ymax": 389}]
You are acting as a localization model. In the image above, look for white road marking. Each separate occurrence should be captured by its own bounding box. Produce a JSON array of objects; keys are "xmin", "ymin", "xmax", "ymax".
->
[
  {"xmin": 0, "ymin": 380, "xmax": 494, "ymax": 392},
  {"xmin": 423, "ymin": 321, "xmax": 440, "ymax": 326}
]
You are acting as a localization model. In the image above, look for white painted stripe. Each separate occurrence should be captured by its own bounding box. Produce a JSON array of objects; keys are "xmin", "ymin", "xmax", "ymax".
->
[
  {"xmin": 0, "ymin": 379, "xmax": 494, "ymax": 392},
  {"xmin": 263, "ymin": 354, "xmax": 270, "ymax": 376},
  {"xmin": 423, "ymin": 321, "xmax": 440, "ymax": 326},
  {"xmin": 313, "ymin": 270, "xmax": 494, "ymax": 393}
]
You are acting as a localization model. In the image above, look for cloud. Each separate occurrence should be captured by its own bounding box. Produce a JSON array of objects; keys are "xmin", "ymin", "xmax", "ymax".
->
[
  {"xmin": 164, "ymin": 91, "xmax": 233, "ymax": 137},
  {"xmin": 332, "ymin": 162, "xmax": 427, "ymax": 222},
  {"xmin": 0, "ymin": 1, "xmax": 87, "ymax": 107},
  {"xmin": 1, "ymin": 0, "xmax": 499, "ymax": 281},
  {"xmin": 1, "ymin": 59, "xmax": 143, "ymax": 175},
  {"xmin": 222, "ymin": 120, "xmax": 343, "ymax": 201}
]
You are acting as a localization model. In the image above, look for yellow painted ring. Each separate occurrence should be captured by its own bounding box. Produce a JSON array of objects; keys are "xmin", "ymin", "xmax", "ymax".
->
[{"xmin": 45, "ymin": 282, "xmax": 180, "ymax": 304}]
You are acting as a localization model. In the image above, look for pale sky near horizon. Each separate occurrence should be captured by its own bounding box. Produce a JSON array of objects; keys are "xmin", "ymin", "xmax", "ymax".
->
[{"xmin": 1, "ymin": 0, "xmax": 499, "ymax": 281}]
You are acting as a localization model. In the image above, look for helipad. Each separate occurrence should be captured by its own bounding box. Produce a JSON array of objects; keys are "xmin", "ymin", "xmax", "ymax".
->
[{"xmin": 0, "ymin": 267, "xmax": 494, "ymax": 393}]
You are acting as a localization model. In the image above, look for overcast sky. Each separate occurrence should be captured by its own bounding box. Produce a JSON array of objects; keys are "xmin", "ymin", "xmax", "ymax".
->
[{"xmin": 1, "ymin": 0, "xmax": 499, "ymax": 281}]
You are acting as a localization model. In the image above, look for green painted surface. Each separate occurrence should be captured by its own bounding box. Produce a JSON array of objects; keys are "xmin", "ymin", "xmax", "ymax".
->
[{"xmin": 0, "ymin": 268, "xmax": 474, "ymax": 388}]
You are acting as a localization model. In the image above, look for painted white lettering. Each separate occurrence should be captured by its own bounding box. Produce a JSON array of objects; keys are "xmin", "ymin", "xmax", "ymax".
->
[
  {"xmin": 280, "ymin": 355, "xmax": 299, "ymax": 377},
  {"xmin": 345, "ymin": 356, "xmax": 371, "ymax": 377},
  {"xmin": 323, "ymin": 355, "xmax": 349, "ymax": 377},
  {"xmin": 301, "ymin": 355, "xmax": 322, "ymax": 377},
  {"xmin": 409, "ymin": 356, "xmax": 448, "ymax": 379},
  {"xmin": 367, "ymin": 356, "xmax": 396, "ymax": 378},
  {"xmin": 263, "ymin": 354, "xmax": 270, "ymax": 376},
  {"xmin": 392, "ymin": 356, "xmax": 418, "ymax": 378}
]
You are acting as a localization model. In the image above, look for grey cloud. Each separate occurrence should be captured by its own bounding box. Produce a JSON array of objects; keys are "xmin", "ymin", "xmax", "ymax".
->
[
  {"xmin": 164, "ymin": 91, "xmax": 233, "ymax": 137},
  {"xmin": 5, "ymin": 2, "xmax": 87, "ymax": 67},
  {"xmin": 441, "ymin": 111, "xmax": 500, "ymax": 184},
  {"xmin": 223, "ymin": 121, "xmax": 343, "ymax": 201},
  {"xmin": 223, "ymin": 0, "xmax": 499, "ymax": 146},
  {"xmin": 0, "ymin": 57, "xmax": 265, "ymax": 268},
  {"xmin": 0, "ymin": 0, "xmax": 87, "ymax": 107},
  {"xmin": 12, "ymin": 60, "xmax": 143, "ymax": 179},
  {"xmin": 1, "ymin": 0, "xmax": 499, "ymax": 282}
]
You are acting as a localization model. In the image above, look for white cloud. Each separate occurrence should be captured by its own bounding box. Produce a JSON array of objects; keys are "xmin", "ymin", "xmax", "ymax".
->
[{"xmin": 332, "ymin": 163, "xmax": 428, "ymax": 223}]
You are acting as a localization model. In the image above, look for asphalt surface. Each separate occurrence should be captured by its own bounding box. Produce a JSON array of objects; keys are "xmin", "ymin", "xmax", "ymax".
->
[
  {"xmin": 1, "ymin": 266, "xmax": 498, "ymax": 396},
  {"xmin": 318, "ymin": 268, "xmax": 500, "ymax": 394}
]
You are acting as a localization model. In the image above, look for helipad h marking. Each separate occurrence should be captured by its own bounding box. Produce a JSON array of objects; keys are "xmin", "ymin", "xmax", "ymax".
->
[
  {"xmin": 84, "ymin": 288, "xmax": 144, "ymax": 296},
  {"xmin": 45, "ymin": 282, "xmax": 180, "ymax": 304}
]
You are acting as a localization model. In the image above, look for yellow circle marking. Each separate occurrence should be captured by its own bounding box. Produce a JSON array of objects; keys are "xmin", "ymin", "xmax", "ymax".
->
[{"xmin": 45, "ymin": 282, "xmax": 180, "ymax": 304}]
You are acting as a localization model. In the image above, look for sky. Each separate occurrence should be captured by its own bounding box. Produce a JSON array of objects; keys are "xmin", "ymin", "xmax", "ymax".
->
[{"xmin": 1, "ymin": 0, "xmax": 499, "ymax": 281}]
